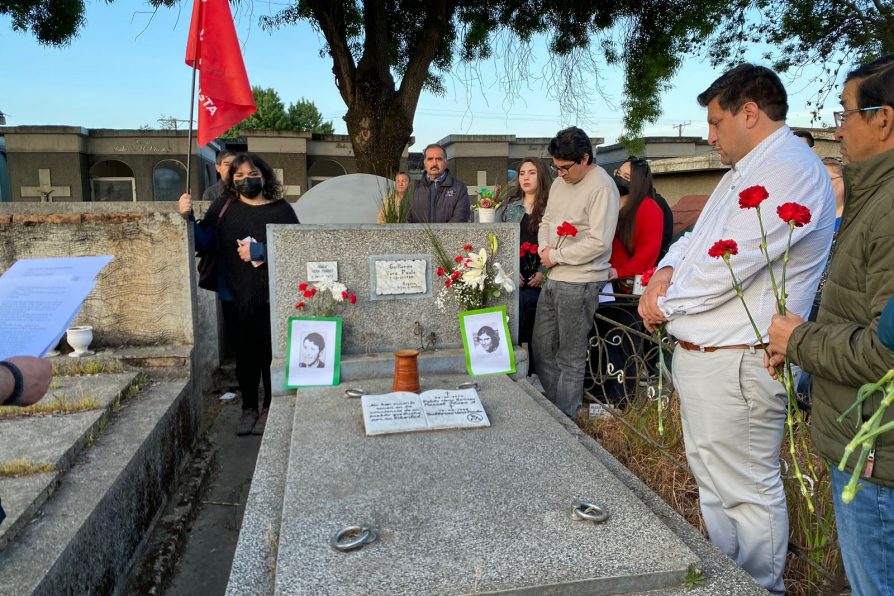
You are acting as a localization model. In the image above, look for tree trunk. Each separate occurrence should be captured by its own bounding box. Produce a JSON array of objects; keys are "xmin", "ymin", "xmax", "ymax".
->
[
  {"xmin": 344, "ymin": 102, "xmax": 413, "ymax": 177},
  {"xmin": 344, "ymin": 73, "xmax": 414, "ymax": 177}
]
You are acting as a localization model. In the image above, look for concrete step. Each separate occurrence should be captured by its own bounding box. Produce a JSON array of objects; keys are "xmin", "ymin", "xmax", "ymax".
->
[
  {"xmin": 0, "ymin": 372, "xmax": 141, "ymax": 550},
  {"xmin": 0, "ymin": 377, "xmax": 201, "ymax": 596}
]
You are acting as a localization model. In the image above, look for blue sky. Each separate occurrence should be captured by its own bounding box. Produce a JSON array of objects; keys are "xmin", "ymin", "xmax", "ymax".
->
[{"xmin": 1, "ymin": 2, "xmax": 838, "ymax": 150}]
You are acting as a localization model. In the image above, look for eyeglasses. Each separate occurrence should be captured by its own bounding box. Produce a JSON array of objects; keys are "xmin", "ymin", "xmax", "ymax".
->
[
  {"xmin": 550, "ymin": 161, "xmax": 577, "ymax": 175},
  {"xmin": 833, "ymin": 106, "xmax": 884, "ymax": 127}
]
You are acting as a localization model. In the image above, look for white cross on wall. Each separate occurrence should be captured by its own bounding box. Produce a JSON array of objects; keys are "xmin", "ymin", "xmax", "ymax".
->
[
  {"xmin": 274, "ymin": 168, "xmax": 301, "ymax": 199},
  {"xmin": 21, "ymin": 169, "xmax": 72, "ymax": 202},
  {"xmin": 468, "ymin": 170, "xmax": 497, "ymax": 199}
]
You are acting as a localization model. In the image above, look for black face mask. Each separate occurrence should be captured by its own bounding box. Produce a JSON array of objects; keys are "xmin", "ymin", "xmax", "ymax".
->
[
  {"xmin": 235, "ymin": 177, "xmax": 264, "ymax": 199},
  {"xmin": 612, "ymin": 174, "xmax": 630, "ymax": 196}
]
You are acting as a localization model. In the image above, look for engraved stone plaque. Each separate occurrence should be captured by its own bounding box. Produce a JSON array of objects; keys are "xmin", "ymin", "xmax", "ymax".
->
[
  {"xmin": 306, "ymin": 261, "xmax": 338, "ymax": 282},
  {"xmin": 374, "ymin": 259, "xmax": 427, "ymax": 296}
]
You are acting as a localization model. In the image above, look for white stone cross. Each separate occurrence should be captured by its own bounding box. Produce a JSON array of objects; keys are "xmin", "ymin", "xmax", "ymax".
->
[
  {"xmin": 469, "ymin": 170, "xmax": 498, "ymax": 199},
  {"xmin": 21, "ymin": 168, "xmax": 72, "ymax": 202},
  {"xmin": 274, "ymin": 168, "xmax": 302, "ymax": 199}
]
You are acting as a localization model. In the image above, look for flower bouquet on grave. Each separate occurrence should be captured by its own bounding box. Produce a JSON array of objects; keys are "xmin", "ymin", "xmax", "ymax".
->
[
  {"xmin": 294, "ymin": 279, "xmax": 358, "ymax": 317},
  {"xmin": 711, "ymin": 184, "xmax": 818, "ymax": 512},
  {"xmin": 473, "ymin": 186, "xmax": 505, "ymax": 223},
  {"xmin": 428, "ymin": 232, "xmax": 514, "ymax": 312}
]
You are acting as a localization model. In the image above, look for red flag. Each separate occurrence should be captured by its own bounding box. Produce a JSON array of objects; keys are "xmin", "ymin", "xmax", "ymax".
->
[{"xmin": 185, "ymin": 0, "xmax": 256, "ymax": 146}]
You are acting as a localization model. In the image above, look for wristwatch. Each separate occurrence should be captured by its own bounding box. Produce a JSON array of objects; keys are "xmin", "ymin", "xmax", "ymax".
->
[{"xmin": 0, "ymin": 360, "xmax": 25, "ymax": 406}]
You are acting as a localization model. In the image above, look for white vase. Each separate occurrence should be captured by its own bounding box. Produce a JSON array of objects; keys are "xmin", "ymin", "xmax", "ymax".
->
[
  {"xmin": 66, "ymin": 326, "xmax": 94, "ymax": 357},
  {"xmin": 478, "ymin": 208, "xmax": 496, "ymax": 223}
]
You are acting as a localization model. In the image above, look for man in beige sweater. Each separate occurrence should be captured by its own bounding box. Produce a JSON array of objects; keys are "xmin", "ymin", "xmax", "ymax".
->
[{"xmin": 534, "ymin": 127, "xmax": 619, "ymax": 418}]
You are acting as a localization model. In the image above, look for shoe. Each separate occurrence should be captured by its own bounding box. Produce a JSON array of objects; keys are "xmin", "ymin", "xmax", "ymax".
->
[
  {"xmin": 252, "ymin": 408, "xmax": 269, "ymax": 435},
  {"xmin": 237, "ymin": 409, "xmax": 259, "ymax": 436}
]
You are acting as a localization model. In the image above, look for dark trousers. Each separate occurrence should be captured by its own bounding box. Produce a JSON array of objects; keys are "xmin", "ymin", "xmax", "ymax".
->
[
  {"xmin": 519, "ymin": 286, "xmax": 541, "ymax": 375},
  {"xmin": 221, "ymin": 301, "xmax": 272, "ymax": 411}
]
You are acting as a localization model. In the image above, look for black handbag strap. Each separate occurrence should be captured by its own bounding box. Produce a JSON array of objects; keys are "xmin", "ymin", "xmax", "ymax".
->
[{"xmin": 216, "ymin": 196, "xmax": 235, "ymax": 225}]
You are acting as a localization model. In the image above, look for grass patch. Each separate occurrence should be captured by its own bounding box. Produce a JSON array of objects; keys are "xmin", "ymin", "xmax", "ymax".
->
[
  {"xmin": 52, "ymin": 359, "xmax": 124, "ymax": 377},
  {"xmin": 582, "ymin": 392, "xmax": 844, "ymax": 595},
  {"xmin": 0, "ymin": 392, "xmax": 101, "ymax": 418},
  {"xmin": 0, "ymin": 458, "xmax": 55, "ymax": 478}
]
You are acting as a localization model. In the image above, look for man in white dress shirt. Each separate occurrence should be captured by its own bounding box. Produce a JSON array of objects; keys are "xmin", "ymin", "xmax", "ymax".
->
[{"xmin": 639, "ymin": 64, "xmax": 835, "ymax": 594}]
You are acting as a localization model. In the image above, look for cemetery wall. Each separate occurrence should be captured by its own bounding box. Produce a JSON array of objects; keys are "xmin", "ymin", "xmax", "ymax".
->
[{"xmin": 0, "ymin": 202, "xmax": 202, "ymax": 350}]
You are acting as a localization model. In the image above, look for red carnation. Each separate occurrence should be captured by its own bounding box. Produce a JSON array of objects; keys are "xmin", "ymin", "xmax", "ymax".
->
[
  {"xmin": 557, "ymin": 221, "xmax": 578, "ymax": 237},
  {"xmin": 451, "ymin": 270, "xmax": 462, "ymax": 280},
  {"xmin": 519, "ymin": 246, "xmax": 527, "ymax": 257},
  {"xmin": 777, "ymin": 202, "xmax": 812, "ymax": 227},
  {"xmin": 708, "ymin": 239, "xmax": 739, "ymax": 259},
  {"xmin": 437, "ymin": 266, "xmax": 446, "ymax": 277},
  {"xmin": 342, "ymin": 290, "xmax": 348, "ymax": 299},
  {"xmin": 295, "ymin": 301, "xmax": 305, "ymax": 309},
  {"xmin": 445, "ymin": 279, "xmax": 453, "ymax": 288},
  {"xmin": 738, "ymin": 185, "xmax": 770, "ymax": 209},
  {"xmin": 303, "ymin": 290, "xmax": 314, "ymax": 298},
  {"xmin": 455, "ymin": 256, "xmax": 463, "ymax": 263},
  {"xmin": 298, "ymin": 282, "xmax": 308, "ymax": 291},
  {"xmin": 529, "ymin": 243, "xmax": 539, "ymax": 254},
  {"xmin": 640, "ymin": 267, "xmax": 657, "ymax": 287},
  {"xmin": 464, "ymin": 244, "xmax": 473, "ymax": 251},
  {"xmin": 311, "ymin": 288, "xmax": 318, "ymax": 296},
  {"xmin": 349, "ymin": 294, "xmax": 357, "ymax": 304}
]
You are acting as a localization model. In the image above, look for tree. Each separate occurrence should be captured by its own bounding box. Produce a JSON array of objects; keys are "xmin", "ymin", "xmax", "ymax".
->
[
  {"xmin": 690, "ymin": 0, "xmax": 894, "ymax": 122},
  {"xmin": 222, "ymin": 86, "xmax": 335, "ymax": 137},
  {"xmin": 13, "ymin": 1, "xmax": 893, "ymax": 172},
  {"xmin": 288, "ymin": 99, "xmax": 334, "ymax": 134}
]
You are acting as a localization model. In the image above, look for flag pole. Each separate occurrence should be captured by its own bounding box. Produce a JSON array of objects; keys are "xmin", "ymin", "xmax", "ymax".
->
[{"xmin": 186, "ymin": 63, "xmax": 198, "ymax": 196}]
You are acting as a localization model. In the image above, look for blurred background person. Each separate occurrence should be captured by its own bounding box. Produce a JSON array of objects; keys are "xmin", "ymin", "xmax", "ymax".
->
[
  {"xmin": 203, "ymin": 150, "xmax": 237, "ymax": 203},
  {"xmin": 615, "ymin": 157, "xmax": 674, "ymax": 263},
  {"xmin": 179, "ymin": 153, "xmax": 299, "ymax": 437},
  {"xmin": 497, "ymin": 157, "xmax": 552, "ymax": 381},
  {"xmin": 377, "ymin": 171, "xmax": 411, "ymax": 223}
]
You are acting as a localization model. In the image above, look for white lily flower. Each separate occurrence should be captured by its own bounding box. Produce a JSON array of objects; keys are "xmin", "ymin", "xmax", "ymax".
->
[
  {"xmin": 462, "ymin": 266, "xmax": 486, "ymax": 290},
  {"xmin": 466, "ymin": 248, "xmax": 488, "ymax": 269},
  {"xmin": 493, "ymin": 263, "xmax": 515, "ymax": 293}
]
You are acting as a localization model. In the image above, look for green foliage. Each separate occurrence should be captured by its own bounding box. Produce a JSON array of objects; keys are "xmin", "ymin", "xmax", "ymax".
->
[
  {"xmin": 223, "ymin": 86, "xmax": 335, "ymax": 138},
  {"xmin": 287, "ymin": 98, "xmax": 335, "ymax": 134},
  {"xmin": 692, "ymin": 0, "xmax": 894, "ymax": 121},
  {"xmin": 2, "ymin": 0, "xmax": 86, "ymax": 46}
]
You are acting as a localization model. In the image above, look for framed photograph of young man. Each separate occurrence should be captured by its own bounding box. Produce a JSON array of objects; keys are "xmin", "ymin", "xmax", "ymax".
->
[
  {"xmin": 459, "ymin": 306, "xmax": 515, "ymax": 376},
  {"xmin": 285, "ymin": 317, "xmax": 342, "ymax": 388}
]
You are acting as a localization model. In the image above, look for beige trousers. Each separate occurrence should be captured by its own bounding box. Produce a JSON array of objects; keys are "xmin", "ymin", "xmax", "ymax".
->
[{"xmin": 672, "ymin": 347, "xmax": 788, "ymax": 594}]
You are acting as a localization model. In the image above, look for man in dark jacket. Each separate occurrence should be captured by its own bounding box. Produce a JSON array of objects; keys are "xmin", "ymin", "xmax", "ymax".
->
[
  {"xmin": 768, "ymin": 53, "xmax": 894, "ymax": 596},
  {"xmin": 406, "ymin": 144, "xmax": 470, "ymax": 223}
]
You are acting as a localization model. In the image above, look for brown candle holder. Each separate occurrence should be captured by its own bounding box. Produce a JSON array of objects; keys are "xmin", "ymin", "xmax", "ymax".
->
[{"xmin": 392, "ymin": 349, "xmax": 421, "ymax": 393}]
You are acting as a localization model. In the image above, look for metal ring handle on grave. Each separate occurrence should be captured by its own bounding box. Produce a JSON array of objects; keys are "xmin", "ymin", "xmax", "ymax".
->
[
  {"xmin": 331, "ymin": 526, "xmax": 378, "ymax": 552},
  {"xmin": 572, "ymin": 501, "xmax": 610, "ymax": 524}
]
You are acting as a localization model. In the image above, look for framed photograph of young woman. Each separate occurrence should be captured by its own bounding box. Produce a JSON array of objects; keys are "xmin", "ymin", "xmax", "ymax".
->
[
  {"xmin": 285, "ymin": 317, "xmax": 342, "ymax": 388},
  {"xmin": 459, "ymin": 306, "xmax": 515, "ymax": 377}
]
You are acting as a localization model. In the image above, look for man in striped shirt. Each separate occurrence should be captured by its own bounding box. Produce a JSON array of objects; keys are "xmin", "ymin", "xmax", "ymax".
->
[{"xmin": 639, "ymin": 64, "xmax": 835, "ymax": 594}]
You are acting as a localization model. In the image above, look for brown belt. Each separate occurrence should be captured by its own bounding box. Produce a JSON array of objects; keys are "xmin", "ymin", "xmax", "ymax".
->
[{"xmin": 677, "ymin": 340, "xmax": 768, "ymax": 353}]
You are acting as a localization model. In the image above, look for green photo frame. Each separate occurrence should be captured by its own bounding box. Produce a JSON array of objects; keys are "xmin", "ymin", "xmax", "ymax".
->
[
  {"xmin": 285, "ymin": 316, "xmax": 342, "ymax": 388},
  {"xmin": 459, "ymin": 305, "xmax": 516, "ymax": 377}
]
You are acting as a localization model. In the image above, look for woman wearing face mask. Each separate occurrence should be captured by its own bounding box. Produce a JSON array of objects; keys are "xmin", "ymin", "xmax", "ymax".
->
[
  {"xmin": 595, "ymin": 158, "xmax": 665, "ymax": 406},
  {"xmin": 497, "ymin": 158, "xmax": 552, "ymax": 379},
  {"xmin": 179, "ymin": 152, "xmax": 299, "ymax": 436}
]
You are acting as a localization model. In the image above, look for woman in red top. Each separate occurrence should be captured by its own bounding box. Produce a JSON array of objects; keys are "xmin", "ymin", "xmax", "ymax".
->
[
  {"xmin": 609, "ymin": 158, "xmax": 665, "ymax": 292},
  {"xmin": 590, "ymin": 158, "xmax": 664, "ymax": 406}
]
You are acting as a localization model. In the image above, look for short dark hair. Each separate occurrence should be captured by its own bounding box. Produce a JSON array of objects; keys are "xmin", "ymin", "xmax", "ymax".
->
[
  {"xmin": 216, "ymin": 150, "xmax": 237, "ymax": 165},
  {"xmin": 423, "ymin": 144, "xmax": 446, "ymax": 158},
  {"xmin": 224, "ymin": 152, "xmax": 283, "ymax": 200},
  {"xmin": 304, "ymin": 332, "xmax": 325, "ymax": 351},
  {"xmin": 845, "ymin": 53, "xmax": 894, "ymax": 112},
  {"xmin": 793, "ymin": 130, "xmax": 815, "ymax": 147},
  {"xmin": 697, "ymin": 63, "xmax": 788, "ymax": 121},
  {"xmin": 548, "ymin": 126, "xmax": 593, "ymax": 165}
]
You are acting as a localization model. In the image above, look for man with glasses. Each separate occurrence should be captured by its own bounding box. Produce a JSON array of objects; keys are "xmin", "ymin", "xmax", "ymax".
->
[
  {"xmin": 639, "ymin": 64, "xmax": 835, "ymax": 594},
  {"xmin": 533, "ymin": 126, "xmax": 619, "ymax": 419},
  {"xmin": 768, "ymin": 53, "xmax": 894, "ymax": 596}
]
